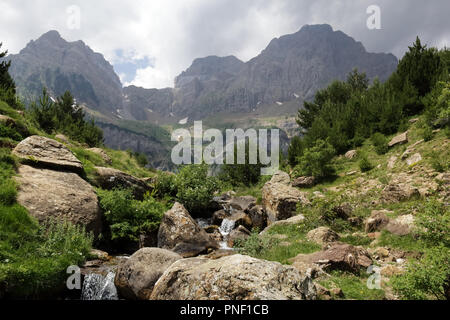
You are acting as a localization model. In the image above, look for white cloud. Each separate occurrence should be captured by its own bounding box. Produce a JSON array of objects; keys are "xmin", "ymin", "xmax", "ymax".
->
[{"xmin": 0, "ymin": 0, "xmax": 449, "ymax": 89}]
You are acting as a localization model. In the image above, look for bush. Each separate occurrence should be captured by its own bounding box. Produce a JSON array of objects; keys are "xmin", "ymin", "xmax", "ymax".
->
[
  {"xmin": 175, "ymin": 164, "xmax": 220, "ymax": 214},
  {"xmin": 97, "ymin": 188, "xmax": 166, "ymax": 243},
  {"xmin": 294, "ymin": 139, "xmax": 336, "ymax": 179},
  {"xmin": 287, "ymin": 136, "xmax": 305, "ymax": 166},
  {"xmin": 422, "ymin": 125, "xmax": 434, "ymax": 142},
  {"xmin": 392, "ymin": 246, "xmax": 449, "ymax": 300},
  {"xmin": 359, "ymin": 155, "xmax": 373, "ymax": 172},
  {"xmin": 415, "ymin": 199, "xmax": 450, "ymax": 247},
  {"xmin": 371, "ymin": 132, "xmax": 389, "ymax": 155},
  {"xmin": 154, "ymin": 172, "xmax": 177, "ymax": 198}
]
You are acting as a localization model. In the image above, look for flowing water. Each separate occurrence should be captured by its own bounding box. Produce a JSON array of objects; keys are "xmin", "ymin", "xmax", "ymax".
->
[
  {"xmin": 218, "ymin": 218, "xmax": 236, "ymax": 250},
  {"xmin": 81, "ymin": 271, "xmax": 119, "ymax": 300}
]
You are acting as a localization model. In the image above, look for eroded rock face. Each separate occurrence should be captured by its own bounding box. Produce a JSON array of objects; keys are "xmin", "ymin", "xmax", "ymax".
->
[
  {"xmin": 291, "ymin": 243, "xmax": 372, "ymax": 274},
  {"xmin": 114, "ymin": 248, "xmax": 182, "ymax": 300},
  {"xmin": 157, "ymin": 203, "xmax": 218, "ymax": 257},
  {"xmin": 12, "ymin": 135, "xmax": 83, "ymax": 173},
  {"xmin": 262, "ymin": 171, "xmax": 309, "ymax": 223},
  {"xmin": 94, "ymin": 167, "xmax": 152, "ymax": 200},
  {"xmin": 150, "ymin": 254, "xmax": 316, "ymax": 300},
  {"xmin": 306, "ymin": 227, "xmax": 340, "ymax": 245},
  {"xmin": 15, "ymin": 165, "xmax": 102, "ymax": 235}
]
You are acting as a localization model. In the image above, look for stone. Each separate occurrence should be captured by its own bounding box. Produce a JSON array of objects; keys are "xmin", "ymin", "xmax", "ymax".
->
[
  {"xmin": 157, "ymin": 203, "xmax": 218, "ymax": 257},
  {"xmin": 114, "ymin": 248, "xmax": 182, "ymax": 300},
  {"xmin": 269, "ymin": 170, "xmax": 291, "ymax": 185},
  {"xmin": 381, "ymin": 184, "xmax": 420, "ymax": 203},
  {"xmin": 345, "ymin": 150, "xmax": 357, "ymax": 159},
  {"xmin": 87, "ymin": 148, "xmax": 112, "ymax": 164},
  {"xmin": 292, "ymin": 176, "xmax": 316, "ymax": 188},
  {"xmin": 247, "ymin": 205, "xmax": 267, "ymax": 231},
  {"xmin": 365, "ymin": 210, "xmax": 391, "ymax": 233},
  {"xmin": 388, "ymin": 131, "xmax": 408, "ymax": 147},
  {"xmin": 374, "ymin": 247, "xmax": 390, "ymax": 258},
  {"xmin": 0, "ymin": 114, "xmax": 15, "ymax": 126},
  {"xmin": 332, "ymin": 203, "xmax": 353, "ymax": 220},
  {"xmin": 12, "ymin": 135, "xmax": 83, "ymax": 173},
  {"xmin": 380, "ymin": 265, "xmax": 404, "ymax": 277},
  {"xmin": 348, "ymin": 217, "xmax": 363, "ymax": 227},
  {"xmin": 306, "ymin": 227, "xmax": 340, "ymax": 245},
  {"xmin": 260, "ymin": 214, "xmax": 305, "ymax": 235},
  {"xmin": 406, "ymin": 153, "xmax": 422, "ymax": 166},
  {"xmin": 387, "ymin": 156, "xmax": 398, "ymax": 169},
  {"xmin": 384, "ymin": 214, "xmax": 415, "ymax": 236},
  {"xmin": 227, "ymin": 225, "xmax": 251, "ymax": 247},
  {"xmin": 409, "ymin": 118, "xmax": 419, "ymax": 124},
  {"xmin": 262, "ymin": 172, "xmax": 309, "ymax": 222},
  {"xmin": 15, "ymin": 165, "xmax": 102, "ymax": 235},
  {"xmin": 150, "ymin": 254, "xmax": 317, "ymax": 300},
  {"xmin": 291, "ymin": 243, "xmax": 372, "ymax": 274},
  {"xmin": 228, "ymin": 196, "xmax": 256, "ymax": 212},
  {"xmin": 94, "ymin": 167, "xmax": 152, "ymax": 200},
  {"xmin": 212, "ymin": 209, "xmax": 230, "ymax": 226},
  {"xmin": 229, "ymin": 211, "xmax": 253, "ymax": 230},
  {"xmin": 90, "ymin": 249, "xmax": 110, "ymax": 261}
]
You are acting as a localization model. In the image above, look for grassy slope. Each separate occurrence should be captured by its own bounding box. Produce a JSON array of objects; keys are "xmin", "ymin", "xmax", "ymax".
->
[{"xmin": 236, "ymin": 115, "xmax": 449, "ymax": 300}]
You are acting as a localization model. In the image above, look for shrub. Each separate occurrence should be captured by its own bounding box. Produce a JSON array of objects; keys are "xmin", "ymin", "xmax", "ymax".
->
[
  {"xmin": 392, "ymin": 246, "xmax": 449, "ymax": 300},
  {"xmin": 422, "ymin": 125, "xmax": 434, "ymax": 142},
  {"xmin": 359, "ymin": 155, "xmax": 373, "ymax": 172},
  {"xmin": 287, "ymin": 136, "xmax": 305, "ymax": 166},
  {"xmin": 97, "ymin": 188, "xmax": 166, "ymax": 243},
  {"xmin": 174, "ymin": 164, "xmax": 220, "ymax": 214},
  {"xmin": 371, "ymin": 132, "xmax": 389, "ymax": 155},
  {"xmin": 415, "ymin": 199, "xmax": 450, "ymax": 247},
  {"xmin": 294, "ymin": 139, "xmax": 336, "ymax": 179},
  {"xmin": 154, "ymin": 172, "xmax": 177, "ymax": 198}
]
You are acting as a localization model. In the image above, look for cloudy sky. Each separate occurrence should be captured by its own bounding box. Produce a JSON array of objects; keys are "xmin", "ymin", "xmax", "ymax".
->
[{"xmin": 0, "ymin": 0, "xmax": 449, "ymax": 89}]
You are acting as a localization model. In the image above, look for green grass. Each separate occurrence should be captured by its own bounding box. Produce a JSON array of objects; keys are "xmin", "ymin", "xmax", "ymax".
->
[{"xmin": 319, "ymin": 271, "xmax": 385, "ymax": 300}]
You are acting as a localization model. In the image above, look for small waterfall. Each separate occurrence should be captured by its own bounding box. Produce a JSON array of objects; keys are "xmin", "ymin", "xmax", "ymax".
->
[
  {"xmin": 219, "ymin": 218, "xmax": 235, "ymax": 236},
  {"xmin": 81, "ymin": 271, "xmax": 119, "ymax": 300}
]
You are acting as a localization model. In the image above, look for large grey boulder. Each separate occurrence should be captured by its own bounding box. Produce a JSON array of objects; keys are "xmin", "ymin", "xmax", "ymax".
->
[
  {"xmin": 388, "ymin": 132, "xmax": 408, "ymax": 147},
  {"xmin": 262, "ymin": 171, "xmax": 309, "ymax": 223},
  {"xmin": 114, "ymin": 248, "xmax": 182, "ymax": 300},
  {"xmin": 150, "ymin": 254, "xmax": 316, "ymax": 300},
  {"xmin": 157, "ymin": 203, "xmax": 218, "ymax": 257},
  {"xmin": 15, "ymin": 165, "xmax": 102, "ymax": 235},
  {"xmin": 94, "ymin": 167, "xmax": 152, "ymax": 200},
  {"xmin": 12, "ymin": 135, "xmax": 83, "ymax": 173}
]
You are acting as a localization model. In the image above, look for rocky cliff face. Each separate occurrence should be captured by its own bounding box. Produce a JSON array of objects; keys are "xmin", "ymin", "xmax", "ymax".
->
[{"xmin": 8, "ymin": 31, "xmax": 124, "ymax": 114}]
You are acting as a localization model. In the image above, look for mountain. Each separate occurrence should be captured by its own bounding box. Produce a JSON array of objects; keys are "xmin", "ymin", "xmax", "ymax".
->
[
  {"xmin": 4, "ymin": 25, "xmax": 398, "ymax": 169},
  {"xmin": 7, "ymin": 30, "xmax": 124, "ymax": 114},
  {"xmin": 126, "ymin": 24, "xmax": 398, "ymax": 122}
]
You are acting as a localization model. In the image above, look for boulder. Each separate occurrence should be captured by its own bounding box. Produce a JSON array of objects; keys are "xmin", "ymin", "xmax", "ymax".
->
[
  {"xmin": 384, "ymin": 214, "xmax": 415, "ymax": 236},
  {"xmin": 0, "ymin": 114, "xmax": 15, "ymax": 126},
  {"xmin": 247, "ymin": 205, "xmax": 267, "ymax": 231},
  {"xmin": 345, "ymin": 150, "xmax": 358, "ymax": 160},
  {"xmin": 94, "ymin": 167, "xmax": 152, "ymax": 200},
  {"xmin": 229, "ymin": 211, "xmax": 253, "ymax": 230},
  {"xmin": 15, "ymin": 165, "xmax": 102, "ymax": 235},
  {"xmin": 365, "ymin": 210, "xmax": 391, "ymax": 233},
  {"xmin": 204, "ymin": 225, "xmax": 223, "ymax": 242},
  {"xmin": 406, "ymin": 153, "xmax": 422, "ymax": 166},
  {"xmin": 292, "ymin": 176, "xmax": 316, "ymax": 188},
  {"xmin": 212, "ymin": 209, "xmax": 230, "ymax": 226},
  {"xmin": 227, "ymin": 225, "xmax": 251, "ymax": 247},
  {"xmin": 381, "ymin": 184, "xmax": 420, "ymax": 203},
  {"xmin": 150, "ymin": 254, "xmax": 317, "ymax": 300},
  {"xmin": 332, "ymin": 203, "xmax": 353, "ymax": 220},
  {"xmin": 387, "ymin": 156, "xmax": 398, "ymax": 169},
  {"xmin": 260, "ymin": 215, "xmax": 305, "ymax": 235},
  {"xmin": 12, "ymin": 135, "xmax": 83, "ymax": 173},
  {"xmin": 114, "ymin": 248, "xmax": 182, "ymax": 300},
  {"xmin": 262, "ymin": 172, "xmax": 309, "ymax": 222},
  {"xmin": 157, "ymin": 202, "xmax": 218, "ymax": 257},
  {"xmin": 388, "ymin": 132, "xmax": 408, "ymax": 147},
  {"xmin": 227, "ymin": 196, "xmax": 256, "ymax": 212},
  {"xmin": 306, "ymin": 227, "xmax": 340, "ymax": 245},
  {"xmin": 269, "ymin": 170, "xmax": 291, "ymax": 185},
  {"xmin": 291, "ymin": 243, "xmax": 372, "ymax": 274},
  {"xmin": 87, "ymin": 148, "xmax": 112, "ymax": 164}
]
